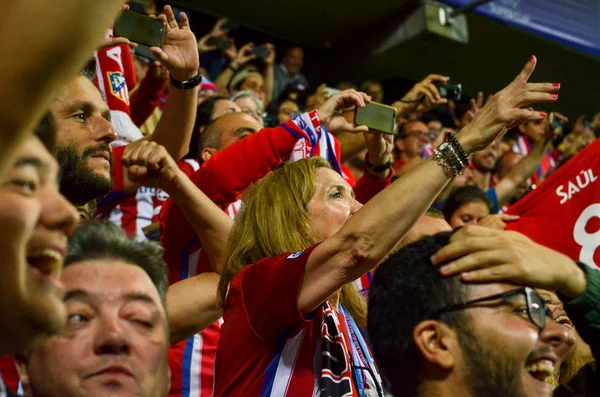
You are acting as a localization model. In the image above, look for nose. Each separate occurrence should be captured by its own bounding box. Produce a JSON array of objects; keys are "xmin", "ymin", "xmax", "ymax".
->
[
  {"xmin": 40, "ymin": 187, "xmax": 79, "ymax": 236},
  {"xmin": 94, "ymin": 315, "xmax": 131, "ymax": 356},
  {"xmin": 539, "ymin": 315, "xmax": 573, "ymax": 355},
  {"xmin": 94, "ymin": 115, "xmax": 117, "ymax": 144},
  {"xmin": 540, "ymin": 317, "xmax": 573, "ymax": 349},
  {"xmin": 350, "ymin": 198, "xmax": 363, "ymax": 215}
]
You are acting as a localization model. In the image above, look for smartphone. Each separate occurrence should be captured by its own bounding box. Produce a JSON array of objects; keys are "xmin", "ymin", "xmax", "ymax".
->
[
  {"xmin": 114, "ymin": 11, "xmax": 166, "ymax": 48},
  {"xmin": 436, "ymin": 82, "xmax": 462, "ymax": 101},
  {"xmin": 251, "ymin": 45, "xmax": 270, "ymax": 59},
  {"xmin": 354, "ymin": 102, "xmax": 397, "ymax": 134},
  {"xmin": 207, "ymin": 36, "xmax": 231, "ymax": 51}
]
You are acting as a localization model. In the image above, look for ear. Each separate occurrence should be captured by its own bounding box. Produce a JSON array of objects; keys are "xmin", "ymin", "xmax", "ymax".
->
[
  {"xmin": 413, "ymin": 320, "xmax": 457, "ymax": 371},
  {"xmin": 14, "ymin": 352, "xmax": 31, "ymax": 387},
  {"xmin": 201, "ymin": 148, "xmax": 217, "ymax": 163}
]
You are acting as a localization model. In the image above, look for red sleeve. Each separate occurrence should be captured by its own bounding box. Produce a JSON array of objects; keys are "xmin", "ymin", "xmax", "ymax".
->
[
  {"xmin": 354, "ymin": 168, "xmax": 394, "ymax": 204},
  {"xmin": 235, "ymin": 244, "xmax": 319, "ymax": 341},
  {"xmin": 129, "ymin": 74, "xmax": 167, "ymax": 127},
  {"xmin": 191, "ymin": 123, "xmax": 298, "ymax": 206},
  {"xmin": 112, "ymin": 145, "xmax": 126, "ymax": 191}
]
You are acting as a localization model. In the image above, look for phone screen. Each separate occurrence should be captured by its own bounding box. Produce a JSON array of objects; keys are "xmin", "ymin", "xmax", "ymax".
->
[
  {"xmin": 354, "ymin": 102, "xmax": 397, "ymax": 134},
  {"xmin": 114, "ymin": 11, "xmax": 166, "ymax": 48}
]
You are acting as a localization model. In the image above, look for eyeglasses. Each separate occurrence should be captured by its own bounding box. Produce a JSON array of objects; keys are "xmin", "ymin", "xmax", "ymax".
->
[
  {"xmin": 432, "ymin": 287, "xmax": 551, "ymax": 331},
  {"xmin": 406, "ymin": 131, "xmax": 435, "ymax": 140}
]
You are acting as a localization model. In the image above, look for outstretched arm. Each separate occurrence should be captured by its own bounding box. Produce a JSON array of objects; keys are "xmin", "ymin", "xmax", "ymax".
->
[
  {"xmin": 0, "ymin": 0, "xmax": 124, "ymax": 180},
  {"xmin": 300, "ymin": 57, "xmax": 560, "ymax": 313}
]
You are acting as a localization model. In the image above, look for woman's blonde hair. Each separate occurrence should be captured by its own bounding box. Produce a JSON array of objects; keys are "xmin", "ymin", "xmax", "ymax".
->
[{"xmin": 218, "ymin": 157, "xmax": 367, "ymax": 327}]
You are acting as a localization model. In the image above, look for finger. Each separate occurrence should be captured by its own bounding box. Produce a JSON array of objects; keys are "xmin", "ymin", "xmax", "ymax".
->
[
  {"xmin": 163, "ymin": 5, "xmax": 178, "ymax": 29},
  {"xmin": 424, "ymin": 74, "xmax": 450, "ymax": 83},
  {"xmin": 512, "ymin": 108, "xmax": 548, "ymax": 123},
  {"xmin": 433, "ymin": 235, "xmax": 500, "ymax": 265},
  {"xmin": 179, "ymin": 12, "xmax": 190, "ymax": 29},
  {"xmin": 514, "ymin": 91, "xmax": 558, "ymax": 107},
  {"xmin": 525, "ymin": 82, "xmax": 560, "ymax": 93},
  {"xmin": 127, "ymin": 165, "xmax": 147, "ymax": 179},
  {"xmin": 147, "ymin": 147, "xmax": 166, "ymax": 170},
  {"xmin": 424, "ymin": 83, "xmax": 442, "ymax": 101},
  {"xmin": 460, "ymin": 263, "xmax": 521, "ymax": 283},
  {"xmin": 476, "ymin": 91, "xmax": 484, "ymax": 108},
  {"xmin": 439, "ymin": 249, "xmax": 508, "ymax": 277},
  {"xmin": 149, "ymin": 47, "xmax": 169, "ymax": 65},
  {"xmin": 124, "ymin": 143, "xmax": 146, "ymax": 164},
  {"xmin": 358, "ymin": 91, "xmax": 372, "ymax": 104},
  {"xmin": 513, "ymin": 55, "xmax": 537, "ymax": 85},
  {"xmin": 122, "ymin": 4, "xmax": 130, "ymax": 11},
  {"xmin": 498, "ymin": 214, "xmax": 520, "ymax": 222},
  {"xmin": 348, "ymin": 125, "xmax": 370, "ymax": 134},
  {"xmin": 416, "ymin": 85, "xmax": 436, "ymax": 104}
]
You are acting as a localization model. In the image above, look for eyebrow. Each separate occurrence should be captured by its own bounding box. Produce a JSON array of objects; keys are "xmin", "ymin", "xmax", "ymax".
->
[
  {"xmin": 233, "ymin": 127, "xmax": 258, "ymax": 137},
  {"xmin": 64, "ymin": 289, "xmax": 158, "ymax": 308},
  {"xmin": 64, "ymin": 101, "xmax": 111, "ymax": 122},
  {"xmin": 14, "ymin": 157, "xmax": 44, "ymax": 169}
]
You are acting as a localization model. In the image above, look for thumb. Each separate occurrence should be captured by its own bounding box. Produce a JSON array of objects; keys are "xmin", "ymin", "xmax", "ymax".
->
[{"xmin": 499, "ymin": 214, "xmax": 520, "ymax": 222}]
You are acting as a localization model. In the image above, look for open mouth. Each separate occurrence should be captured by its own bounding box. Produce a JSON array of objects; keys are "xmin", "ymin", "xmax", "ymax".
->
[
  {"xmin": 525, "ymin": 358, "xmax": 555, "ymax": 387},
  {"xmin": 555, "ymin": 315, "xmax": 574, "ymax": 330},
  {"xmin": 27, "ymin": 248, "xmax": 64, "ymax": 285}
]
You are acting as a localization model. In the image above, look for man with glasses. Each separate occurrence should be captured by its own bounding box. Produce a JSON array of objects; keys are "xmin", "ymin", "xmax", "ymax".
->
[
  {"xmin": 368, "ymin": 228, "xmax": 585, "ymax": 397},
  {"xmin": 393, "ymin": 120, "xmax": 432, "ymax": 174}
]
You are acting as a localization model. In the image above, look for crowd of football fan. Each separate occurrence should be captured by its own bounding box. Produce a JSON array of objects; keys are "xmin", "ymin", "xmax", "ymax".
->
[{"xmin": 0, "ymin": 1, "xmax": 597, "ymax": 397}]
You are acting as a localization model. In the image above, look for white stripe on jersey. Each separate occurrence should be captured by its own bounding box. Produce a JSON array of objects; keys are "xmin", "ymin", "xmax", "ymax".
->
[
  {"xmin": 189, "ymin": 334, "xmax": 203, "ymax": 396},
  {"xmin": 269, "ymin": 328, "xmax": 307, "ymax": 396}
]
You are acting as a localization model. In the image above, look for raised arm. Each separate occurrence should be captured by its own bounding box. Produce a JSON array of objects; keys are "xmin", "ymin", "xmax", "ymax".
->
[
  {"xmin": 263, "ymin": 44, "xmax": 276, "ymax": 106},
  {"xmin": 147, "ymin": 5, "xmax": 199, "ymax": 161},
  {"xmin": 214, "ymin": 42, "xmax": 257, "ymax": 95},
  {"xmin": 494, "ymin": 114, "xmax": 564, "ymax": 207},
  {"xmin": 300, "ymin": 57, "xmax": 560, "ymax": 313},
  {"xmin": 119, "ymin": 140, "xmax": 228, "ymax": 342},
  {"xmin": 0, "ymin": 0, "xmax": 123, "ymax": 179}
]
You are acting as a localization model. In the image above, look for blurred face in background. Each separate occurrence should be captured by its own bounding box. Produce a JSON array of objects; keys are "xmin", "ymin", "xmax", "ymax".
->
[
  {"xmin": 519, "ymin": 119, "xmax": 546, "ymax": 143},
  {"xmin": 472, "ymin": 144, "xmax": 499, "ymax": 172},
  {"xmin": 283, "ymin": 47, "xmax": 304, "ymax": 76},
  {"xmin": 277, "ymin": 100, "xmax": 300, "ymax": 124},
  {"xmin": 399, "ymin": 121, "xmax": 430, "ymax": 157},
  {"xmin": 364, "ymin": 82, "xmax": 384, "ymax": 103},
  {"xmin": 449, "ymin": 200, "xmax": 490, "ymax": 228},
  {"xmin": 234, "ymin": 96, "xmax": 263, "ymax": 126}
]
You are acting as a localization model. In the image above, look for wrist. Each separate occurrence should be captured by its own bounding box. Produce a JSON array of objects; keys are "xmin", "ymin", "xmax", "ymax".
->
[
  {"xmin": 170, "ymin": 68, "xmax": 200, "ymax": 82},
  {"xmin": 454, "ymin": 127, "xmax": 476, "ymax": 155},
  {"xmin": 560, "ymin": 262, "xmax": 588, "ymax": 299}
]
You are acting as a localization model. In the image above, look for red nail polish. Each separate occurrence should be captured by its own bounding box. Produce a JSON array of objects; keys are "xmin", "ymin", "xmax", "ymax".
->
[
  {"xmin": 540, "ymin": 112, "xmax": 548, "ymax": 118},
  {"xmin": 550, "ymin": 94, "xmax": 558, "ymax": 99},
  {"xmin": 529, "ymin": 54, "xmax": 535, "ymax": 61},
  {"xmin": 553, "ymin": 82, "xmax": 561, "ymax": 87}
]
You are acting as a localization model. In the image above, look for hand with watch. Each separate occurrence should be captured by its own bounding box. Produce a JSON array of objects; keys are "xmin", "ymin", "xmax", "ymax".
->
[
  {"xmin": 435, "ymin": 55, "xmax": 560, "ymax": 177},
  {"xmin": 149, "ymin": 5, "xmax": 200, "ymax": 85},
  {"xmin": 364, "ymin": 131, "xmax": 393, "ymax": 179}
]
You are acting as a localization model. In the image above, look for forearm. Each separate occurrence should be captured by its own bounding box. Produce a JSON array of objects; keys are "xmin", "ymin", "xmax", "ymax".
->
[
  {"xmin": 338, "ymin": 131, "xmax": 367, "ymax": 163},
  {"xmin": 264, "ymin": 65, "xmax": 274, "ymax": 106},
  {"xmin": 166, "ymin": 172, "xmax": 233, "ymax": 274},
  {"xmin": 214, "ymin": 67, "xmax": 235, "ymax": 94},
  {"xmin": 0, "ymin": 0, "xmax": 123, "ymax": 177},
  {"xmin": 149, "ymin": 83, "xmax": 198, "ymax": 161},
  {"xmin": 496, "ymin": 140, "xmax": 549, "ymax": 206},
  {"xmin": 167, "ymin": 272, "xmax": 222, "ymax": 344}
]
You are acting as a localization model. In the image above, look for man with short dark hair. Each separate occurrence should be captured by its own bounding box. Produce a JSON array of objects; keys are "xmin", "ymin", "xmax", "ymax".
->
[
  {"xmin": 369, "ymin": 229, "xmax": 575, "ymax": 397},
  {"xmin": 394, "ymin": 120, "xmax": 430, "ymax": 173},
  {"xmin": 15, "ymin": 221, "xmax": 171, "ymax": 397}
]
